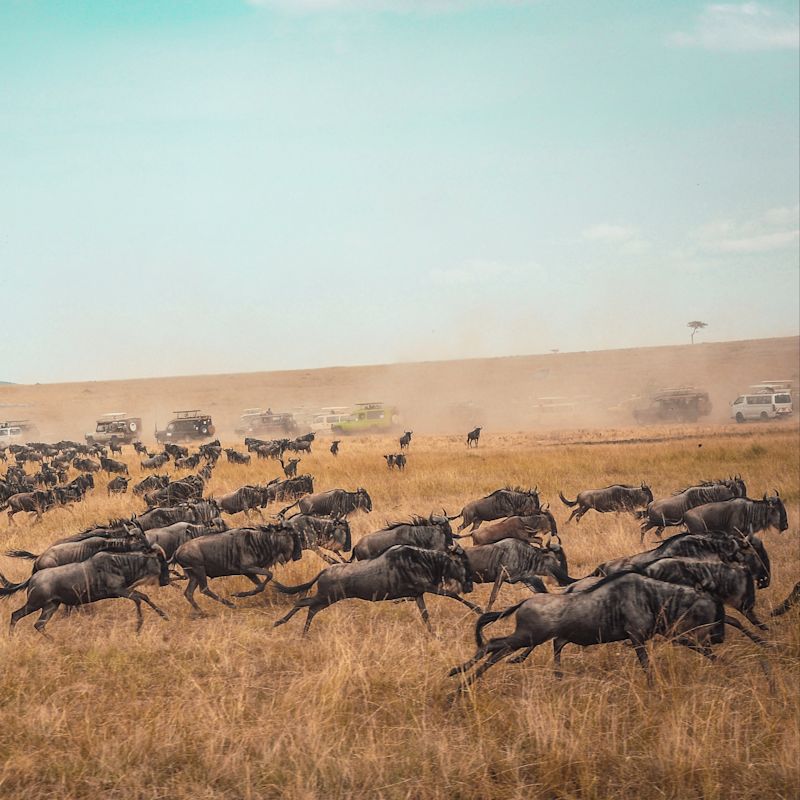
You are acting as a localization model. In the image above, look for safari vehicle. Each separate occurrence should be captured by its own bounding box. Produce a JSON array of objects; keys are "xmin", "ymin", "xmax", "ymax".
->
[
  {"xmin": 155, "ymin": 410, "xmax": 215, "ymax": 443},
  {"xmin": 331, "ymin": 402, "xmax": 401, "ymax": 435},
  {"xmin": 85, "ymin": 412, "xmax": 143, "ymax": 445},
  {"xmin": 0, "ymin": 420, "xmax": 37, "ymax": 446},
  {"xmin": 234, "ymin": 408, "xmax": 298, "ymax": 437},
  {"xmin": 731, "ymin": 381, "xmax": 793, "ymax": 423},
  {"xmin": 632, "ymin": 388, "xmax": 712, "ymax": 424},
  {"xmin": 310, "ymin": 407, "xmax": 351, "ymax": 433}
]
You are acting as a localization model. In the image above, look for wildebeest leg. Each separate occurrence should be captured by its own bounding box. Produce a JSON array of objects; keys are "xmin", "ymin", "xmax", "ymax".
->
[
  {"xmin": 302, "ymin": 605, "xmax": 321, "ymax": 635},
  {"xmin": 127, "ymin": 590, "xmax": 169, "ymax": 622},
  {"xmin": 486, "ymin": 572, "xmax": 506, "ymax": 611},
  {"xmin": 313, "ymin": 548, "xmax": 342, "ymax": 565},
  {"xmin": 415, "ymin": 596, "xmax": 433, "ymax": 633},
  {"xmin": 448, "ymin": 646, "xmax": 490, "ymax": 676},
  {"xmin": 433, "ymin": 590, "xmax": 483, "ymax": 614},
  {"xmin": 567, "ymin": 508, "xmax": 580, "ymax": 523},
  {"xmin": 33, "ymin": 602, "xmax": 61, "ymax": 638},
  {"xmin": 742, "ymin": 607, "xmax": 768, "ymax": 631},
  {"xmin": 723, "ymin": 614, "xmax": 767, "ymax": 646},
  {"xmin": 231, "ymin": 570, "xmax": 274, "ymax": 598},
  {"xmin": 507, "ymin": 645, "xmax": 535, "ymax": 664},
  {"xmin": 630, "ymin": 639, "xmax": 652, "ymax": 685},
  {"xmin": 460, "ymin": 645, "xmax": 516, "ymax": 687},
  {"xmin": 9, "ymin": 600, "xmax": 42, "ymax": 632},
  {"xmin": 197, "ymin": 573, "xmax": 235, "ymax": 608},
  {"xmin": 183, "ymin": 575, "xmax": 206, "ymax": 614},
  {"xmin": 273, "ymin": 603, "xmax": 306, "ymax": 627},
  {"xmin": 553, "ymin": 637, "xmax": 569, "ymax": 678},
  {"xmin": 672, "ymin": 636, "xmax": 715, "ymax": 662}
]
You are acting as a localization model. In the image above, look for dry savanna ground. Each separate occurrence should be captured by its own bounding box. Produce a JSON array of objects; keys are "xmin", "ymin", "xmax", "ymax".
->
[{"xmin": 0, "ymin": 425, "xmax": 798, "ymax": 800}]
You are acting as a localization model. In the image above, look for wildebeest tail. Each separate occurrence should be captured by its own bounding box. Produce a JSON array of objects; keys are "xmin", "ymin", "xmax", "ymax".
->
[
  {"xmin": 4, "ymin": 549, "xmax": 38, "ymax": 560},
  {"xmin": 0, "ymin": 572, "xmax": 31, "ymax": 596},
  {"xmin": 770, "ymin": 580, "xmax": 800, "ymax": 617},
  {"xmin": 558, "ymin": 491, "xmax": 577, "ymax": 507},
  {"xmin": 475, "ymin": 600, "xmax": 526, "ymax": 648},
  {"xmin": 277, "ymin": 499, "xmax": 300, "ymax": 518},
  {"xmin": 271, "ymin": 572, "xmax": 323, "ymax": 595}
]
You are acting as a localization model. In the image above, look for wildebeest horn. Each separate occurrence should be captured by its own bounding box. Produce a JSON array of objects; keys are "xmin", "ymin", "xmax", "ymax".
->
[
  {"xmin": 774, "ymin": 488, "xmax": 779, "ymax": 497},
  {"xmin": 763, "ymin": 492, "xmax": 767, "ymax": 500}
]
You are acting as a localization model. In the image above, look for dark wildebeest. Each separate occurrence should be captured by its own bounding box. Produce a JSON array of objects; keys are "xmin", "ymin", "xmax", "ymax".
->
[
  {"xmin": 640, "ymin": 557, "xmax": 766, "ymax": 629},
  {"xmin": 683, "ymin": 494, "xmax": 788, "ymax": 537},
  {"xmin": 771, "ymin": 581, "xmax": 800, "ymax": 617},
  {"xmin": 464, "ymin": 538, "xmax": 575, "ymax": 610},
  {"xmin": 145, "ymin": 521, "xmax": 227, "ymax": 560},
  {"xmin": 559, "ymin": 483, "xmax": 652, "ymax": 523},
  {"xmin": 330, "ymin": 440, "xmax": 340, "ymax": 457},
  {"xmin": 466, "ymin": 427, "xmax": 482, "ymax": 448},
  {"xmin": 132, "ymin": 441, "xmax": 148, "ymax": 456},
  {"xmin": 164, "ymin": 443, "xmax": 189, "ymax": 460},
  {"xmin": 286, "ymin": 438, "xmax": 312, "ymax": 454},
  {"xmin": 595, "ymin": 531, "xmax": 771, "ymax": 589},
  {"xmin": 384, "ymin": 454, "xmax": 396, "ymax": 469},
  {"xmin": 351, "ymin": 515, "xmax": 456, "ymax": 561},
  {"xmin": 141, "ymin": 453, "xmax": 170, "ymax": 471},
  {"xmin": 2, "ymin": 549, "xmax": 170, "ymax": 635},
  {"xmin": 457, "ymin": 487, "xmax": 540, "ymax": 532},
  {"xmin": 107, "ymin": 476, "xmax": 130, "ymax": 496},
  {"xmin": 100, "ymin": 456, "xmax": 129, "ymax": 476},
  {"xmin": 277, "ymin": 514, "xmax": 352, "ymax": 563},
  {"xmin": 73, "ymin": 457, "xmax": 101, "ymax": 473},
  {"xmin": 108, "ymin": 437, "xmax": 123, "ymax": 456},
  {"xmin": 133, "ymin": 474, "xmax": 169, "ymax": 496},
  {"xmin": 143, "ymin": 476, "xmax": 204, "ymax": 508},
  {"xmin": 399, "ymin": 431, "xmax": 413, "ymax": 450},
  {"xmin": 449, "ymin": 572, "xmax": 765, "ymax": 687},
  {"xmin": 280, "ymin": 458, "xmax": 300, "ymax": 478},
  {"xmin": 135, "ymin": 500, "xmax": 221, "ymax": 532},
  {"xmin": 3, "ymin": 490, "xmax": 59, "ymax": 525},
  {"xmin": 217, "ymin": 482, "xmax": 277, "ymax": 516},
  {"xmin": 173, "ymin": 524, "xmax": 304, "ymax": 612},
  {"xmin": 175, "ymin": 453, "xmax": 201, "ymax": 471},
  {"xmin": 225, "ymin": 449, "xmax": 251, "ymax": 465},
  {"xmin": 638, "ymin": 481, "xmax": 747, "ymax": 541},
  {"xmin": 394, "ymin": 453, "xmax": 407, "ymax": 471},
  {"xmin": 273, "ymin": 545, "xmax": 474, "ymax": 634},
  {"xmin": 293, "ymin": 487, "xmax": 372, "ymax": 518},
  {"xmin": 471, "ymin": 509, "xmax": 558, "ymax": 546}
]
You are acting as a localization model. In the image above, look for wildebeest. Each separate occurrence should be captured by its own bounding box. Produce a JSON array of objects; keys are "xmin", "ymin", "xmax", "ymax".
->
[
  {"xmin": 286, "ymin": 438, "xmax": 312, "ymax": 454},
  {"xmin": 3, "ymin": 490, "xmax": 60, "ymax": 525},
  {"xmin": 278, "ymin": 514, "xmax": 352, "ymax": 562},
  {"xmin": 351, "ymin": 515, "xmax": 456, "ymax": 561},
  {"xmin": 175, "ymin": 453, "xmax": 201, "ymax": 470},
  {"xmin": 225, "ymin": 448, "xmax": 251, "ymax": 465},
  {"xmin": 173, "ymin": 524, "xmax": 304, "ymax": 612},
  {"xmin": 217, "ymin": 482, "xmax": 277, "ymax": 516},
  {"xmin": 144, "ymin": 521, "xmax": 228, "ymax": 560},
  {"xmin": 2, "ymin": 549, "xmax": 170, "ymax": 635},
  {"xmin": 464, "ymin": 538, "xmax": 575, "ymax": 610},
  {"xmin": 384, "ymin": 454, "xmax": 406, "ymax": 471},
  {"xmin": 330, "ymin": 440, "xmax": 340, "ymax": 457},
  {"xmin": 132, "ymin": 441, "xmax": 148, "ymax": 456},
  {"xmin": 143, "ymin": 475, "xmax": 204, "ymax": 507},
  {"xmin": 771, "ymin": 581, "xmax": 800, "ymax": 617},
  {"xmin": 133, "ymin": 474, "xmax": 170, "ymax": 496},
  {"xmin": 683, "ymin": 495, "xmax": 788, "ymax": 537},
  {"xmin": 107, "ymin": 476, "xmax": 130, "ymax": 496},
  {"xmin": 73, "ymin": 457, "xmax": 101, "ymax": 473},
  {"xmin": 108, "ymin": 437, "xmax": 123, "ymax": 456},
  {"xmin": 449, "ymin": 572, "xmax": 763, "ymax": 687},
  {"xmin": 399, "ymin": 431, "xmax": 413, "ymax": 450},
  {"xmin": 100, "ymin": 456, "xmax": 129, "ymax": 476},
  {"xmin": 470, "ymin": 509, "xmax": 558, "ymax": 546},
  {"xmin": 135, "ymin": 500, "xmax": 221, "ymax": 532},
  {"xmin": 638, "ymin": 482, "xmax": 746, "ymax": 540},
  {"xmin": 141, "ymin": 453, "xmax": 170, "ymax": 471},
  {"xmin": 164, "ymin": 442, "xmax": 189, "ymax": 460},
  {"xmin": 466, "ymin": 427, "xmax": 482, "ymax": 448},
  {"xmin": 273, "ymin": 545, "xmax": 474, "ymax": 634},
  {"xmin": 384, "ymin": 454, "xmax": 396, "ymax": 469},
  {"xmin": 595, "ymin": 531, "xmax": 771, "ymax": 589},
  {"xmin": 280, "ymin": 458, "xmax": 300, "ymax": 478},
  {"xmin": 559, "ymin": 483, "xmax": 652, "ymax": 523},
  {"xmin": 292, "ymin": 487, "xmax": 372, "ymax": 518},
  {"xmin": 457, "ymin": 487, "xmax": 540, "ymax": 532}
]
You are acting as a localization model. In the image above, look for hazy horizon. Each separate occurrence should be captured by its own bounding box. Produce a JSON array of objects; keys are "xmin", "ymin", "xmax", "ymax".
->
[{"xmin": 2, "ymin": 1, "xmax": 798, "ymax": 384}]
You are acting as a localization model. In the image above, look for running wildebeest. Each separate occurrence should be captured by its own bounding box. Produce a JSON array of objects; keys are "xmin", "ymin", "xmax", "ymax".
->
[
  {"xmin": 3, "ymin": 490, "xmax": 60, "ymax": 525},
  {"xmin": 135, "ymin": 500, "xmax": 221, "ymax": 532},
  {"xmin": 559, "ymin": 483, "xmax": 652, "ymax": 523},
  {"xmin": 272, "ymin": 545, "xmax": 475, "ymax": 634},
  {"xmin": 277, "ymin": 514, "xmax": 352, "ymax": 563},
  {"xmin": 144, "ymin": 521, "xmax": 228, "ymax": 560},
  {"xmin": 464, "ymin": 538, "xmax": 575, "ymax": 610},
  {"xmin": 399, "ymin": 431, "xmax": 413, "ymax": 450},
  {"xmin": 107, "ymin": 476, "xmax": 130, "ymax": 496},
  {"xmin": 466, "ymin": 427, "xmax": 482, "ymax": 448},
  {"xmin": 164, "ymin": 443, "xmax": 189, "ymax": 460},
  {"xmin": 108, "ymin": 437, "xmax": 123, "ymax": 456},
  {"xmin": 351, "ymin": 515, "xmax": 456, "ymax": 561},
  {"xmin": 100, "ymin": 456, "xmax": 129, "ymax": 476},
  {"xmin": 132, "ymin": 441, "xmax": 148, "ymax": 456},
  {"xmin": 133, "ymin": 474, "xmax": 170, "ymax": 496},
  {"xmin": 2, "ymin": 548, "xmax": 170, "ymax": 635},
  {"xmin": 286, "ymin": 438, "xmax": 312, "ymax": 454},
  {"xmin": 73, "ymin": 457, "xmax": 101, "ymax": 473},
  {"xmin": 217, "ymin": 482, "xmax": 277, "ymax": 516},
  {"xmin": 175, "ymin": 454, "xmax": 201, "ymax": 470},
  {"xmin": 173, "ymin": 524, "xmax": 304, "ymax": 612},
  {"xmin": 280, "ymin": 458, "xmax": 300, "ymax": 478},
  {"xmin": 141, "ymin": 453, "xmax": 170, "ymax": 470},
  {"xmin": 225, "ymin": 449, "xmax": 251, "ymax": 465},
  {"xmin": 457, "ymin": 487, "xmax": 540, "ymax": 532},
  {"xmin": 470, "ymin": 509, "xmax": 558, "ymax": 546},
  {"xmin": 330, "ymin": 440, "xmax": 340, "ymax": 457},
  {"xmin": 283, "ymin": 487, "xmax": 372, "ymax": 518},
  {"xmin": 449, "ymin": 572, "xmax": 764, "ymax": 688},
  {"xmin": 683, "ymin": 494, "xmax": 788, "ymax": 537},
  {"xmin": 143, "ymin": 475, "xmax": 204, "ymax": 508}
]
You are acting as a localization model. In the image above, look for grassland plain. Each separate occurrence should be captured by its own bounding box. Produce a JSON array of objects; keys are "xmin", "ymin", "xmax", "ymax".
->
[{"xmin": 0, "ymin": 424, "xmax": 797, "ymax": 800}]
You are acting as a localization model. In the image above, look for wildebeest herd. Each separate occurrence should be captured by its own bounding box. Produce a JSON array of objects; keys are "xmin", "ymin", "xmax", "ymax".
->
[{"xmin": 0, "ymin": 433, "xmax": 795, "ymax": 692}]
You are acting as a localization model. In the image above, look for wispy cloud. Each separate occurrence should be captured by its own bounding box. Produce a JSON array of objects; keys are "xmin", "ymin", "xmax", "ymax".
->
[
  {"xmin": 696, "ymin": 205, "xmax": 799, "ymax": 254},
  {"xmin": 668, "ymin": 3, "xmax": 799, "ymax": 51},
  {"xmin": 246, "ymin": 0, "xmax": 533, "ymax": 12},
  {"xmin": 582, "ymin": 224, "xmax": 651, "ymax": 255}
]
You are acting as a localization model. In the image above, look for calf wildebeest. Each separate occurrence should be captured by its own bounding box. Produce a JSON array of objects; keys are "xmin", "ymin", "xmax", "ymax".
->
[
  {"xmin": 351, "ymin": 515, "xmax": 456, "ymax": 561},
  {"xmin": 399, "ymin": 431, "xmax": 413, "ymax": 450},
  {"xmin": 132, "ymin": 441, "xmax": 148, "ymax": 456},
  {"xmin": 141, "ymin": 453, "xmax": 170, "ymax": 471},
  {"xmin": 466, "ymin": 427, "xmax": 482, "ymax": 448},
  {"xmin": 464, "ymin": 538, "xmax": 575, "ymax": 610},
  {"xmin": 217, "ymin": 482, "xmax": 277, "ymax": 516},
  {"xmin": 771, "ymin": 581, "xmax": 800, "ymax": 617},
  {"xmin": 145, "ymin": 521, "xmax": 227, "ymax": 560},
  {"xmin": 2, "ymin": 549, "xmax": 170, "ymax": 635},
  {"xmin": 3, "ymin": 489, "xmax": 59, "ymax": 525},
  {"xmin": 273, "ymin": 545, "xmax": 474, "ymax": 634},
  {"xmin": 135, "ymin": 500, "xmax": 221, "ymax": 532},
  {"xmin": 278, "ymin": 515, "xmax": 352, "ymax": 562},
  {"xmin": 100, "ymin": 456, "xmax": 129, "ymax": 476},
  {"xmin": 457, "ymin": 487, "xmax": 540, "ymax": 532},
  {"xmin": 225, "ymin": 448, "xmax": 251, "ymax": 465},
  {"xmin": 559, "ymin": 483, "xmax": 652, "ymax": 523},
  {"xmin": 133, "ymin": 474, "xmax": 170, "ymax": 496},
  {"xmin": 470, "ymin": 509, "xmax": 558, "ymax": 546},
  {"xmin": 107, "ymin": 476, "xmax": 130, "ymax": 496},
  {"xmin": 638, "ymin": 482, "xmax": 745, "ymax": 540},
  {"xmin": 683, "ymin": 494, "xmax": 788, "ymax": 537},
  {"xmin": 330, "ymin": 440, "xmax": 340, "ymax": 457},
  {"xmin": 173, "ymin": 524, "xmax": 304, "ymax": 612},
  {"xmin": 289, "ymin": 487, "xmax": 372, "ymax": 518},
  {"xmin": 595, "ymin": 531, "xmax": 771, "ymax": 589},
  {"xmin": 640, "ymin": 558, "xmax": 766, "ymax": 630},
  {"xmin": 449, "ymin": 572, "xmax": 763, "ymax": 687},
  {"xmin": 280, "ymin": 458, "xmax": 300, "ymax": 478}
]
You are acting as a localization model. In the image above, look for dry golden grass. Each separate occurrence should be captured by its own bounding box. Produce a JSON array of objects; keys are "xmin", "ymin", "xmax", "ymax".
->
[{"xmin": 0, "ymin": 424, "xmax": 798, "ymax": 799}]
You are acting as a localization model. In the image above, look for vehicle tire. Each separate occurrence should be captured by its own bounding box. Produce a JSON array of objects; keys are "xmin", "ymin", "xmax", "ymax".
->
[
  {"xmin": 735, "ymin": 413, "xmax": 744, "ymax": 424},
  {"xmin": 760, "ymin": 412, "xmax": 768, "ymax": 421},
  {"xmin": 200, "ymin": 426, "xmax": 209, "ymax": 435}
]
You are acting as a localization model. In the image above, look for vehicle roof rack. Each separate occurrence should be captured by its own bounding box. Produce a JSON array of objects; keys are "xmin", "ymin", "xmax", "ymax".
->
[{"xmin": 174, "ymin": 410, "xmax": 202, "ymax": 418}]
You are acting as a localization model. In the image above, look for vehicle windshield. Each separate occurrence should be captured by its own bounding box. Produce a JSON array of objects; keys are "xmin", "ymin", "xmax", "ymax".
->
[{"xmin": 775, "ymin": 394, "xmax": 792, "ymax": 403}]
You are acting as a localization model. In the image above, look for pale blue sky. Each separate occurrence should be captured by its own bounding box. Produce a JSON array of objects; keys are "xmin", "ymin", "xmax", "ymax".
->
[{"xmin": 1, "ymin": 1, "xmax": 798, "ymax": 383}]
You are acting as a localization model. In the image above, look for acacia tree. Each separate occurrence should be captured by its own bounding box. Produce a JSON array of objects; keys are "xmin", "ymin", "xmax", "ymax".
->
[{"xmin": 687, "ymin": 320, "xmax": 708, "ymax": 344}]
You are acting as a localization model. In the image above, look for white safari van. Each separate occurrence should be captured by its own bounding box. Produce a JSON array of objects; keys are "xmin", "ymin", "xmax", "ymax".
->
[{"xmin": 731, "ymin": 382, "xmax": 793, "ymax": 422}]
